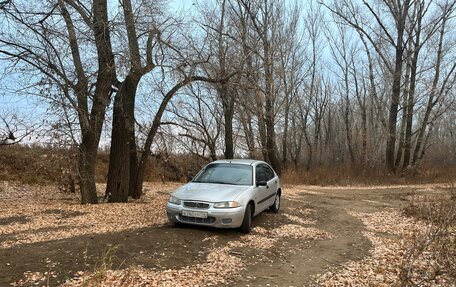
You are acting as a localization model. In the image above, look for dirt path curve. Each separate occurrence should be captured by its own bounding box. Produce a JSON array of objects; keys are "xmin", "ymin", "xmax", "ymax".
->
[
  {"xmin": 232, "ymin": 195, "xmax": 370, "ymax": 286},
  {"xmin": 0, "ymin": 186, "xmax": 415, "ymax": 286},
  {"xmin": 229, "ymin": 187, "xmax": 413, "ymax": 286}
]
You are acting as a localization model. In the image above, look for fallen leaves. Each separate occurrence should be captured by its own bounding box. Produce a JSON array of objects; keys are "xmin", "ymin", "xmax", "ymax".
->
[
  {"xmin": 272, "ymin": 224, "xmax": 333, "ymax": 240},
  {"xmin": 315, "ymin": 210, "xmax": 455, "ymax": 287},
  {"xmin": 282, "ymin": 213, "xmax": 316, "ymax": 225},
  {"xmin": 0, "ymin": 181, "xmax": 178, "ymax": 248},
  {"xmin": 7, "ymin": 183, "xmax": 449, "ymax": 286},
  {"xmin": 59, "ymin": 215, "xmax": 333, "ymax": 286},
  {"xmin": 62, "ymin": 245, "xmax": 243, "ymax": 287}
]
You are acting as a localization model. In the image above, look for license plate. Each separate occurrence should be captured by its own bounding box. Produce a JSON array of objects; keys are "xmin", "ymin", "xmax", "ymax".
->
[{"xmin": 182, "ymin": 210, "xmax": 208, "ymax": 218}]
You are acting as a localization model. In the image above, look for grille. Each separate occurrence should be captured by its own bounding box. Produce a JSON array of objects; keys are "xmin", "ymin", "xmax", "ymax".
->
[
  {"xmin": 183, "ymin": 201, "xmax": 210, "ymax": 209},
  {"xmin": 179, "ymin": 215, "xmax": 215, "ymax": 224}
]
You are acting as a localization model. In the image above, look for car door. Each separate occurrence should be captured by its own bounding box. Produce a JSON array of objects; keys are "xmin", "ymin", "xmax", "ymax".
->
[
  {"xmin": 263, "ymin": 164, "xmax": 278, "ymax": 206},
  {"xmin": 254, "ymin": 163, "xmax": 278, "ymax": 213}
]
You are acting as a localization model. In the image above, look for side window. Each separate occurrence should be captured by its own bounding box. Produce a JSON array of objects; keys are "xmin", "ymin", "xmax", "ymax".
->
[
  {"xmin": 256, "ymin": 164, "xmax": 275, "ymax": 182},
  {"xmin": 264, "ymin": 165, "xmax": 275, "ymax": 181},
  {"xmin": 255, "ymin": 165, "xmax": 267, "ymax": 182}
]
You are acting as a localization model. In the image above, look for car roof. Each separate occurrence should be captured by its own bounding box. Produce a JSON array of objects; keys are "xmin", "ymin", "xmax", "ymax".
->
[{"xmin": 210, "ymin": 159, "xmax": 264, "ymax": 165}]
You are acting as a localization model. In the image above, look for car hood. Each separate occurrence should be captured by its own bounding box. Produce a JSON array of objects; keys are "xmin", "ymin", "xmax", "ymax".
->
[{"xmin": 172, "ymin": 182, "xmax": 250, "ymax": 202}]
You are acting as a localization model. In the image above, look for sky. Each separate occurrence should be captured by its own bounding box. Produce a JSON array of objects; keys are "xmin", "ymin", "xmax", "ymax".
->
[
  {"xmin": 0, "ymin": 0, "xmax": 322, "ymax": 146},
  {"xmin": 0, "ymin": 0, "xmax": 198, "ymax": 144}
]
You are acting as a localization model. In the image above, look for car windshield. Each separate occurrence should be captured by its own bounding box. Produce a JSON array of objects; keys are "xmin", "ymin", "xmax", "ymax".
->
[{"xmin": 192, "ymin": 163, "xmax": 253, "ymax": 185}]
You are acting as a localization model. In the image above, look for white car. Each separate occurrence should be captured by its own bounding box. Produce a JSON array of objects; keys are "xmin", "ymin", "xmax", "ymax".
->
[{"xmin": 166, "ymin": 159, "xmax": 281, "ymax": 233}]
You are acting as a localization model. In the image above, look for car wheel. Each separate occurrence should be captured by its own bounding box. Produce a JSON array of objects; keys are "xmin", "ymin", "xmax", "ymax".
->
[
  {"xmin": 240, "ymin": 203, "xmax": 253, "ymax": 233},
  {"xmin": 270, "ymin": 193, "xmax": 280, "ymax": 213}
]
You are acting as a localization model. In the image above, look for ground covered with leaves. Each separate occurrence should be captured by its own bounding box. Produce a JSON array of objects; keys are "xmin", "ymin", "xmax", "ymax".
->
[{"xmin": 0, "ymin": 181, "xmax": 454, "ymax": 286}]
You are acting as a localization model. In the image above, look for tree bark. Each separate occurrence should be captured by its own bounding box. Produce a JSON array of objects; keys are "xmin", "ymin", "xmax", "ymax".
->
[
  {"xmin": 385, "ymin": 1, "xmax": 410, "ymax": 173},
  {"xmin": 105, "ymin": 0, "xmax": 158, "ymax": 201},
  {"xmin": 106, "ymin": 75, "xmax": 138, "ymax": 202},
  {"xmin": 222, "ymin": 95, "xmax": 235, "ymax": 159},
  {"xmin": 395, "ymin": 55, "xmax": 411, "ymax": 169},
  {"xmin": 76, "ymin": 0, "xmax": 116, "ymax": 203},
  {"xmin": 78, "ymin": 132, "xmax": 99, "ymax": 204},
  {"xmin": 402, "ymin": 2, "xmax": 424, "ymax": 170}
]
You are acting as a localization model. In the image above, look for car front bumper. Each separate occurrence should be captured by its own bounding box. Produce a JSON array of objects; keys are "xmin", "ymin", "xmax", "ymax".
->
[{"xmin": 166, "ymin": 203, "xmax": 245, "ymax": 228}]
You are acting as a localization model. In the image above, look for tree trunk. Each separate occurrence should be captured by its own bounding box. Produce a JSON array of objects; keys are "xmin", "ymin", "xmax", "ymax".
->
[
  {"xmin": 216, "ymin": 0, "xmax": 234, "ymax": 160},
  {"xmin": 106, "ymin": 75, "xmax": 138, "ymax": 202},
  {"xmin": 395, "ymin": 56, "xmax": 411, "ymax": 169},
  {"xmin": 221, "ymin": 84, "xmax": 235, "ymax": 159},
  {"xmin": 402, "ymin": 3, "xmax": 423, "ymax": 170},
  {"xmin": 263, "ymin": 20, "xmax": 280, "ymax": 173},
  {"xmin": 135, "ymin": 96, "xmax": 166, "ymax": 199},
  {"xmin": 386, "ymin": 17, "xmax": 407, "ymax": 173},
  {"xmin": 129, "ymin": 133, "xmax": 139, "ymax": 198},
  {"xmin": 265, "ymin": 96, "xmax": 280, "ymax": 172},
  {"xmin": 305, "ymin": 129, "xmax": 313, "ymax": 171},
  {"xmin": 352, "ymin": 65, "xmax": 367, "ymax": 165},
  {"xmin": 78, "ymin": 134, "xmax": 99, "ymax": 204},
  {"xmin": 282, "ymin": 90, "xmax": 290, "ymax": 166},
  {"xmin": 240, "ymin": 106, "xmax": 255, "ymax": 158},
  {"xmin": 223, "ymin": 107, "xmax": 234, "ymax": 159},
  {"xmin": 343, "ymin": 82, "xmax": 355, "ymax": 164},
  {"xmin": 256, "ymin": 98, "xmax": 268, "ymax": 161},
  {"xmin": 402, "ymin": 54, "xmax": 418, "ymax": 170},
  {"xmin": 77, "ymin": 0, "xmax": 117, "ymax": 204}
]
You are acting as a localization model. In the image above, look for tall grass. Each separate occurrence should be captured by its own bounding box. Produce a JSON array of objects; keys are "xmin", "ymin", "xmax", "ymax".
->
[
  {"xmin": 398, "ymin": 188, "xmax": 456, "ymax": 285},
  {"xmin": 1, "ymin": 145, "xmax": 455, "ymax": 186},
  {"xmin": 280, "ymin": 164, "xmax": 456, "ymax": 186}
]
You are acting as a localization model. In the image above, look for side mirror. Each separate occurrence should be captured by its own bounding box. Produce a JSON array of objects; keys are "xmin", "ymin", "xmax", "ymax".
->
[
  {"xmin": 188, "ymin": 175, "xmax": 194, "ymax": 182},
  {"xmin": 256, "ymin": 180, "xmax": 267, "ymax": 187}
]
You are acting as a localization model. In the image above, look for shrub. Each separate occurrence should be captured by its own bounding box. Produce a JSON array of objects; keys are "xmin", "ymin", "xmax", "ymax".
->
[{"xmin": 399, "ymin": 188, "xmax": 456, "ymax": 286}]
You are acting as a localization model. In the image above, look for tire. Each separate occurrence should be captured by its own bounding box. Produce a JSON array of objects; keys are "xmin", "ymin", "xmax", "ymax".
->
[
  {"xmin": 270, "ymin": 192, "xmax": 280, "ymax": 213},
  {"xmin": 240, "ymin": 203, "xmax": 253, "ymax": 233}
]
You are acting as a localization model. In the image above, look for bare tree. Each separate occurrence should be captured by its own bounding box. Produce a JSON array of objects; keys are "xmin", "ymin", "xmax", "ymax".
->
[
  {"xmin": 196, "ymin": 0, "xmax": 240, "ymax": 159},
  {"xmin": 326, "ymin": 22, "xmax": 358, "ymax": 164},
  {"xmin": 412, "ymin": 1, "xmax": 456, "ymax": 166},
  {"xmin": 238, "ymin": 0, "xmax": 284, "ymax": 172},
  {"xmin": 322, "ymin": 0, "xmax": 454, "ymax": 173},
  {"xmin": 168, "ymin": 85, "xmax": 223, "ymax": 161},
  {"xmin": 105, "ymin": 0, "xmax": 162, "ymax": 202},
  {"xmin": 275, "ymin": 1, "xmax": 303, "ymax": 167},
  {"xmin": 0, "ymin": 0, "xmax": 116, "ymax": 203}
]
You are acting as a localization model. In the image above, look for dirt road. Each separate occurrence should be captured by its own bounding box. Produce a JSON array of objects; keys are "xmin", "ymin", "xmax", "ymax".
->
[{"xmin": 0, "ymin": 184, "xmax": 425, "ymax": 286}]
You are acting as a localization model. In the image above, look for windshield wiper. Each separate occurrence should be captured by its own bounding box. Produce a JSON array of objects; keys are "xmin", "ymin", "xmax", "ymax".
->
[
  {"xmin": 193, "ymin": 180, "xmax": 236, "ymax": 185},
  {"xmin": 208, "ymin": 180, "xmax": 231, "ymax": 184}
]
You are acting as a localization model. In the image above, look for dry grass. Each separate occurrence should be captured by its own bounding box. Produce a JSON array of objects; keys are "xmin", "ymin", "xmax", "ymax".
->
[
  {"xmin": 0, "ymin": 145, "xmax": 207, "ymax": 185},
  {"xmin": 2, "ymin": 145, "xmax": 456, "ymax": 187},
  {"xmin": 399, "ymin": 189, "xmax": 456, "ymax": 286},
  {"xmin": 0, "ymin": 145, "xmax": 74, "ymax": 184},
  {"xmin": 280, "ymin": 164, "xmax": 456, "ymax": 186}
]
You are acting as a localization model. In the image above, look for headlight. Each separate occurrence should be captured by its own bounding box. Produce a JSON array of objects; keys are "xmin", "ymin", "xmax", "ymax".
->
[
  {"xmin": 168, "ymin": 196, "xmax": 181, "ymax": 205},
  {"xmin": 213, "ymin": 201, "xmax": 241, "ymax": 208}
]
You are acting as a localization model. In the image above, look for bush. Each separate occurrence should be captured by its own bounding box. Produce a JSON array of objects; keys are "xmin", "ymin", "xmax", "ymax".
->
[
  {"xmin": 0, "ymin": 145, "xmax": 75, "ymax": 185},
  {"xmin": 399, "ymin": 188, "xmax": 456, "ymax": 286}
]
